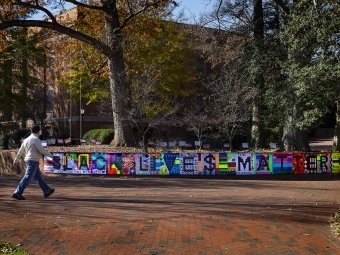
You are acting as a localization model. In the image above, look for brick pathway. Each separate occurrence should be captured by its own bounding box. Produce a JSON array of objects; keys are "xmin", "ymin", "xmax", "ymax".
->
[{"xmin": 1, "ymin": 175, "xmax": 340, "ymax": 255}]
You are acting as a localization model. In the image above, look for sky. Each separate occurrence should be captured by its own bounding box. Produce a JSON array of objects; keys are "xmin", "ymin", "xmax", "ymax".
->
[
  {"xmin": 31, "ymin": 0, "xmax": 216, "ymax": 20},
  {"xmin": 175, "ymin": 0, "xmax": 215, "ymax": 17}
]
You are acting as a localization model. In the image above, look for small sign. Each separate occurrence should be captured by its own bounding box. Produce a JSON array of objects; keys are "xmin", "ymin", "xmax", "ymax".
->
[
  {"xmin": 42, "ymin": 140, "xmax": 48, "ymax": 148},
  {"xmin": 203, "ymin": 144, "xmax": 210, "ymax": 149},
  {"xmin": 242, "ymin": 143, "xmax": 249, "ymax": 149},
  {"xmin": 179, "ymin": 141, "xmax": 187, "ymax": 147},
  {"xmin": 194, "ymin": 141, "xmax": 202, "ymax": 147},
  {"xmin": 269, "ymin": 143, "xmax": 277, "ymax": 149}
]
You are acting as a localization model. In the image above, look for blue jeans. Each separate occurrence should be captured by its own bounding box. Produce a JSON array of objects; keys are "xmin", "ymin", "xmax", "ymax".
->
[{"xmin": 14, "ymin": 160, "xmax": 52, "ymax": 196}]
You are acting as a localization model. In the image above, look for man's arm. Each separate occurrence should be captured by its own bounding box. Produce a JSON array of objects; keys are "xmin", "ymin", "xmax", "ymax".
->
[{"xmin": 13, "ymin": 142, "xmax": 26, "ymax": 165}]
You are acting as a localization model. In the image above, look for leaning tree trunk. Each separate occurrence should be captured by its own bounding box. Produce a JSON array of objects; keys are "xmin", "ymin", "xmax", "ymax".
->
[
  {"xmin": 104, "ymin": 3, "xmax": 134, "ymax": 147},
  {"xmin": 332, "ymin": 100, "xmax": 340, "ymax": 151}
]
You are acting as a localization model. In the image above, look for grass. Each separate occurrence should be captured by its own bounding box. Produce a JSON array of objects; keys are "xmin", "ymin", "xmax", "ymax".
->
[
  {"xmin": 330, "ymin": 210, "xmax": 340, "ymax": 236},
  {"xmin": 0, "ymin": 241, "xmax": 29, "ymax": 255}
]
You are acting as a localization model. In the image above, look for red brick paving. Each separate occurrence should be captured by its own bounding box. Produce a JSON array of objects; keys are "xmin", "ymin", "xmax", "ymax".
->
[{"xmin": 1, "ymin": 175, "xmax": 340, "ymax": 255}]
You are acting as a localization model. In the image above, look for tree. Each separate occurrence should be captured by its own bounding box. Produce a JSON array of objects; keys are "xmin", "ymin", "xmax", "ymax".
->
[
  {"xmin": 124, "ymin": 19, "xmax": 196, "ymax": 102},
  {"xmin": 55, "ymin": 10, "xmax": 196, "ymax": 113},
  {"xmin": 199, "ymin": 0, "xmax": 339, "ymax": 151},
  {"xmin": 0, "ymin": 0, "xmax": 179, "ymax": 147},
  {"xmin": 128, "ymin": 65, "xmax": 181, "ymax": 153},
  {"xmin": 250, "ymin": 0, "xmax": 265, "ymax": 149},
  {"xmin": 277, "ymin": 0, "xmax": 339, "ymax": 151},
  {"xmin": 52, "ymin": 6, "xmax": 111, "ymax": 105},
  {"xmin": 25, "ymin": 84, "xmax": 47, "ymax": 125},
  {"xmin": 53, "ymin": 7, "xmax": 196, "ymax": 148},
  {"xmin": 187, "ymin": 0, "xmax": 276, "ymax": 149},
  {"xmin": 0, "ymin": 27, "xmax": 47, "ymax": 125},
  {"xmin": 124, "ymin": 19, "xmax": 196, "ymax": 152},
  {"xmin": 203, "ymin": 60, "xmax": 256, "ymax": 151},
  {"xmin": 182, "ymin": 96, "xmax": 214, "ymax": 151}
]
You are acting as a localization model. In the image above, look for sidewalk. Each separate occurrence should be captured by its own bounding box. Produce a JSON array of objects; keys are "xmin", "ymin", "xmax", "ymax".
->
[
  {"xmin": 309, "ymin": 137, "xmax": 333, "ymax": 151},
  {"xmin": 1, "ymin": 175, "xmax": 340, "ymax": 255}
]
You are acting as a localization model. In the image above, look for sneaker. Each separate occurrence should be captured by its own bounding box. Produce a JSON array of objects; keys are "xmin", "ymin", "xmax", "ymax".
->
[
  {"xmin": 12, "ymin": 193, "xmax": 25, "ymax": 200},
  {"xmin": 44, "ymin": 188, "xmax": 55, "ymax": 198}
]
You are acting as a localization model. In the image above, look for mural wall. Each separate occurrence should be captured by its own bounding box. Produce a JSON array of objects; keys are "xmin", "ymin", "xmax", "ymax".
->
[{"xmin": 44, "ymin": 152, "xmax": 340, "ymax": 175}]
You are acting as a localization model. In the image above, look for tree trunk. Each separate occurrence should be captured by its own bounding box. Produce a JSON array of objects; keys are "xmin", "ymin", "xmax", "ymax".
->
[
  {"xmin": 3, "ymin": 59, "xmax": 13, "ymax": 121},
  {"xmin": 228, "ymin": 135, "xmax": 233, "ymax": 151},
  {"xmin": 21, "ymin": 30, "xmax": 28, "ymax": 128},
  {"xmin": 142, "ymin": 133, "xmax": 148, "ymax": 153},
  {"xmin": 104, "ymin": 2, "xmax": 134, "ymax": 147},
  {"xmin": 251, "ymin": 102, "xmax": 264, "ymax": 149},
  {"xmin": 251, "ymin": 0, "xmax": 265, "ymax": 149},
  {"xmin": 282, "ymin": 104, "xmax": 310, "ymax": 151},
  {"xmin": 42, "ymin": 51, "xmax": 47, "ymax": 128},
  {"xmin": 332, "ymin": 100, "xmax": 340, "ymax": 151}
]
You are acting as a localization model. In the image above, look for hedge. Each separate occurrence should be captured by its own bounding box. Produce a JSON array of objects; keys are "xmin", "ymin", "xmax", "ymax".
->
[
  {"xmin": 83, "ymin": 128, "xmax": 114, "ymax": 145},
  {"xmin": 0, "ymin": 129, "xmax": 31, "ymax": 150}
]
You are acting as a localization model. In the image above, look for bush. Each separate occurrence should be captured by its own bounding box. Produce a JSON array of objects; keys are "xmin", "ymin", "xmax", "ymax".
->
[
  {"xmin": 0, "ymin": 129, "xmax": 30, "ymax": 150},
  {"xmin": 0, "ymin": 240, "xmax": 29, "ymax": 255},
  {"xmin": 0, "ymin": 134, "xmax": 10, "ymax": 150},
  {"xmin": 8, "ymin": 129, "xmax": 31, "ymax": 149},
  {"xmin": 41, "ymin": 128, "xmax": 51, "ymax": 139},
  {"xmin": 100, "ymin": 129, "xmax": 115, "ymax": 144},
  {"xmin": 83, "ymin": 129, "xmax": 101, "ymax": 144},
  {"xmin": 83, "ymin": 128, "xmax": 114, "ymax": 145},
  {"xmin": 264, "ymin": 127, "xmax": 280, "ymax": 146}
]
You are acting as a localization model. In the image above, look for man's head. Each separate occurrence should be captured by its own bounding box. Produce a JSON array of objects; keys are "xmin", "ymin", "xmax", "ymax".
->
[{"xmin": 31, "ymin": 125, "xmax": 41, "ymax": 134}]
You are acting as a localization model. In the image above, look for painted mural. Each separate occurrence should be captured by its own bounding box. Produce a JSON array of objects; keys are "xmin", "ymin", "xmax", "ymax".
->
[
  {"xmin": 272, "ymin": 152, "xmax": 293, "ymax": 174},
  {"xmin": 44, "ymin": 152, "xmax": 338, "ymax": 176}
]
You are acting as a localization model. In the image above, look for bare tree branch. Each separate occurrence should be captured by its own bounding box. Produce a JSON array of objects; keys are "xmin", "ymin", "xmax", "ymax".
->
[
  {"xmin": 215, "ymin": 0, "xmax": 223, "ymax": 31},
  {"xmin": 65, "ymin": 0, "xmax": 103, "ymax": 11},
  {"xmin": 13, "ymin": 0, "xmax": 58, "ymax": 23},
  {"xmin": 120, "ymin": 0, "xmax": 175, "ymax": 29}
]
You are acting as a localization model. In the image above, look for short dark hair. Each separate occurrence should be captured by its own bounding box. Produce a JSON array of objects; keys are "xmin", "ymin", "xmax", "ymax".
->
[{"xmin": 30, "ymin": 125, "xmax": 41, "ymax": 134}]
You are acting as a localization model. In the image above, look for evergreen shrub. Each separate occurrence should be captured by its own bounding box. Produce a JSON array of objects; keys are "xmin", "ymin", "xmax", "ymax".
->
[
  {"xmin": 0, "ymin": 129, "xmax": 30, "ymax": 150},
  {"xmin": 8, "ymin": 129, "xmax": 31, "ymax": 149},
  {"xmin": 0, "ymin": 134, "xmax": 9, "ymax": 150},
  {"xmin": 83, "ymin": 129, "xmax": 114, "ymax": 145}
]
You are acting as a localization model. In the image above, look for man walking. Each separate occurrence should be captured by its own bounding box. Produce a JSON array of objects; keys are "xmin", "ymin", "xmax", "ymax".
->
[{"xmin": 12, "ymin": 125, "xmax": 55, "ymax": 200}]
